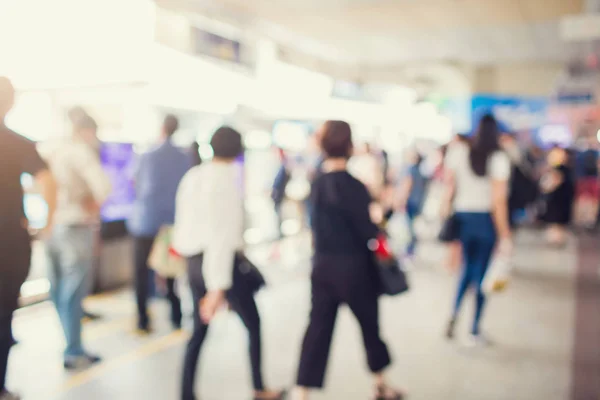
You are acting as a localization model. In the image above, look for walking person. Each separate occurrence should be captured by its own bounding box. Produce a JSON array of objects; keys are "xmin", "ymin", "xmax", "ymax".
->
[
  {"xmin": 396, "ymin": 149, "xmax": 431, "ymax": 259},
  {"xmin": 127, "ymin": 115, "xmax": 190, "ymax": 333},
  {"xmin": 292, "ymin": 121, "xmax": 403, "ymax": 400},
  {"xmin": 173, "ymin": 127, "xmax": 285, "ymax": 400},
  {"xmin": 44, "ymin": 114, "xmax": 112, "ymax": 369},
  {"xmin": 0, "ymin": 77, "xmax": 57, "ymax": 400},
  {"xmin": 442, "ymin": 114, "xmax": 512, "ymax": 345}
]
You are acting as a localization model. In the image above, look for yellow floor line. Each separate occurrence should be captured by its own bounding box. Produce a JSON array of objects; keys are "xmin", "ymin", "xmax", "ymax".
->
[{"xmin": 57, "ymin": 330, "xmax": 189, "ymax": 396}]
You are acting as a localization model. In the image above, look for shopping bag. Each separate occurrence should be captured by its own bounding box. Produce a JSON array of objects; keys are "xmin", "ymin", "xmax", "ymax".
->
[
  {"xmin": 483, "ymin": 253, "xmax": 512, "ymax": 294},
  {"xmin": 148, "ymin": 225, "xmax": 186, "ymax": 278}
]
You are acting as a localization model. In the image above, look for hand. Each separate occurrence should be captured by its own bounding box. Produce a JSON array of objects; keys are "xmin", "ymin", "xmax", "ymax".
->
[{"xmin": 200, "ymin": 290, "xmax": 226, "ymax": 324}]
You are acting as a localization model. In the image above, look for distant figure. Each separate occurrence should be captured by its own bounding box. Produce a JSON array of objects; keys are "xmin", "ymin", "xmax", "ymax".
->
[
  {"xmin": 127, "ymin": 115, "xmax": 191, "ymax": 333},
  {"xmin": 271, "ymin": 148, "xmax": 290, "ymax": 239},
  {"xmin": 189, "ymin": 142, "xmax": 203, "ymax": 167},
  {"xmin": 44, "ymin": 114, "xmax": 112, "ymax": 370},
  {"xmin": 0, "ymin": 76, "xmax": 57, "ymax": 400},
  {"xmin": 541, "ymin": 147, "xmax": 575, "ymax": 246},
  {"xmin": 574, "ymin": 137, "xmax": 599, "ymax": 228}
]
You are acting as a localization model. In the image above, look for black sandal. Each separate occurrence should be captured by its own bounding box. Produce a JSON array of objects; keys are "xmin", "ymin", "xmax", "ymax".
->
[{"xmin": 374, "ymin": 385, "xmax": 404, "ymax": 400}]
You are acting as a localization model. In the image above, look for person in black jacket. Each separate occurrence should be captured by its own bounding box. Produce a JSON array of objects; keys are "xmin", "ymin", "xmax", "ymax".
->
[{"xmin": 292, "ymin": 121, "xmax": 403, "ymax": 400}]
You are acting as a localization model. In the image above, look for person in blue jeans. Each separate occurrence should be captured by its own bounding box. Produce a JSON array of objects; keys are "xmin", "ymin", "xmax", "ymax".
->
[
  {"xmin": 396, "ymin": 150, "xmax": 430, "ymax": 258},
  {"xmin": 44, "ymin": 115, "xmax": 112, "ymax": 369},
  {"xmin": 442, "ymin": 114, "xmax": 512, "ymax": 345}
]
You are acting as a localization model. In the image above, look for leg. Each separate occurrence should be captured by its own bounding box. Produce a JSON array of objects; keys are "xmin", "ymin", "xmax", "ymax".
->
[
  {"xmin": 471, "ymin": 237, "xmax": 497, "ymax": 335},
  {"xmin": 297, "ymin": 280, "xmax": 340, "ymax": 388},
  {"xmin": 228, "ymin": 288, "xmax": 264, "ymax": 391},
  {"xmin": 166, "ymin": 278, "xmax": 182, "ymax": 329},
  {"xmin": 405, "ymin": 205, "xmax": 418, "ymax": 256},
  {"xmin": 182, "ymin": 257, "xmax": 208, "ymax": 400},
  {"xmin": 133, "ymin": 237, "xmax": 153, "ymax": 330},
  {"xmin": 347, "ymin": 290, "xmax": 391, "ymax": 373},
  {"xmin": 56, "ymin": 227, "xmax": 95, "ymax": 359},
  {"xmin": 453, "ymin": 239, "xmax": 475, "ymax": 318}
]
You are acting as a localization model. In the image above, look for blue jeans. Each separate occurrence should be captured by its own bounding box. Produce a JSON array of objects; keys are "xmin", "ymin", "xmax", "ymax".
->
[
  {"xmin": 453, "ymin": 212, "xmax": 496, "ymax": 335},
  {"xmin": 405, "ymin": 203, "xmax": 420, "ymax": 256},
  {"xmin": 46, "ymin": 225, "xmax": 95, "ymax": 358}
]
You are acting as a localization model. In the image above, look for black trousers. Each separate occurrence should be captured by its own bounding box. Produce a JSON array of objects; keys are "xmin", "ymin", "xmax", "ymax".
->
[
  {"xmin": 182, "ymin": 254, "xmax": 264, "ymax": 400},
  {"xmin": 297, "ymin": 253, "xmax": 391, "ymax": 388},
  {"xmin": 0, "ymin": 229, "xmax": 31, "ymax": 392},
  {"xmin": 133, "ymin": 236, "xmax": 182, "ymax": 328}
]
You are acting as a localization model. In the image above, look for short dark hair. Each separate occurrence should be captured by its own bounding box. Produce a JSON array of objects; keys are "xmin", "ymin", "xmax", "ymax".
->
[
  {"xmin": 68, "ymin": 106, "xmax": 88, "ymax": 124},
  {"xmin": 320, "ymin": 120, "xmax": 353, "ymax": 159},
  {"xmin": 163, "ymin": 114, "xmax": 179, "ymax": 137},
  {"xmin": 210, "ymin": 126, "xmax": 243, "ymax": 159},
  {"xmin": 74, "ymin": 115, "xmax": 98, "ymax": 132}
]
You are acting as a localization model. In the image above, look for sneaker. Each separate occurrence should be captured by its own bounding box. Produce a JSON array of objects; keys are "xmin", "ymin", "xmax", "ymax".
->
[
  {"xmin": 82, "ymin": 311, "xmax": 102, "ymax": 322},
  {"xmin": 0, "ymin": 390, "xmax": 21, "ymax": 400},
  {"xmin": 464, "ymin": 333, "xmax": 492, "ymax": 348},
  {"xmin": 64, "ymin": 354, "xmax": 102, "ymax": 370}
]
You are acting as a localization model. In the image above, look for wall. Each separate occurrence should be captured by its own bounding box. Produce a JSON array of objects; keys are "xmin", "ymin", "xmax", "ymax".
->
[{"xmin": 473, "ymin": 63, "xmax": 565, "ymax": 97}]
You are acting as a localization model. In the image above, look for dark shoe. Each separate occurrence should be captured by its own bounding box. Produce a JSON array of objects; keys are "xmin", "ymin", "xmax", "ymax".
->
[
  {"xmin": 64, "ymin": 354, "xmax": 102, "ymax": 370},
  {"xmin": 82, "ymin": 311, "xmax": 102, "ymax": 323},
  {"xmin": 0, "ymin": 390, "xmax": 21, "ymax": 400},
  {"xmin": 445, "ymin": 318, "xmax": 456, "ymax": 339}
]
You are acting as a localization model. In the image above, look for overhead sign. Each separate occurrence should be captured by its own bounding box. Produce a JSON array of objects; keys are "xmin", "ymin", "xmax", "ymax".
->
[
  {"xmin": 471, "ymin": 95, "xmax": 548, "ymax": 132},
  {"xmin": 561, "ymin": 14, "xmax": 600, "ymax": 41},
  {"xmin": 192, "ymin": 28, "xmax": 242, "ymax": 64}
]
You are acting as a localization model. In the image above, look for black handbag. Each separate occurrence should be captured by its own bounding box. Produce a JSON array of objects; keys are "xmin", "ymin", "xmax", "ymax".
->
[
  {"xmin": 236, "ymin": 253, "xmax": 266, "ymax": 295},
  {"xmin": 438, "ymin": 213, "xmax": 460, "ymax": 243},
  {"xmin": 369, "ymin": 237, "xmax": 409, "ymax": 296}
]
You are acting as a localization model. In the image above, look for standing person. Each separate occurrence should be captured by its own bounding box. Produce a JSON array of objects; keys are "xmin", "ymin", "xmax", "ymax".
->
[
  {"xmin": 396, "ymin": 150, "xmax": 431, "ymax": 259},
  {"xmin": 442, "ymin": 115, "xmax": 511, "ymax": 345},
  {"xmin": 271, "ymin": 147, "xmax": 290, "ymax": 240},
  {"xmin": 127, "ymin": 115, "xmax": 190, "ymax": 333},
  {"xmin": 499, "ymin": 133, "xmax": 538, "ymax": 230},
  {"xmin": 44, "ymin": 114, "xmax": 112, "ymax": 369},
  {"xmin": 173, "ymin": 127, "xmax": 285, "ymax": 400},
  {"xmin": 540, "ymin": 147, "xmax": 575, "ymax": 246},
  {"xmin": 67, "ymin": 106, "xmax": 102, "ymax": 322},
  {"xmin": 292, "ymin": 121, "xmax": 403, "ymax": 400},
  {"xmin": 0, "ymin": 77, "xmax": 57, "ymax": 400}
]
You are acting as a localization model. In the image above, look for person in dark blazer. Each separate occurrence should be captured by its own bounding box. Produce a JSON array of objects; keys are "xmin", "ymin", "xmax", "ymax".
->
[{"xmin": 292, "ymin": 121, "xmax": 403, "ymax": 400}]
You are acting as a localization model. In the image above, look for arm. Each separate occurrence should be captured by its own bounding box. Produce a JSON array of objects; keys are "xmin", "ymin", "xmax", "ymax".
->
[
  {"xmin": 347, "ymin": 182, "xmax": 380, "ymax": 245},
  {"xmin": 35, "ymin": 169, "xmax": 57, "ymax": 230},
  {"xmin": 441, "ymin": 169, "xmax": 456, "ymax": 218},
  {"xmin": 490, "ymin": 153, "xmax": 512, "ymax": 242}
]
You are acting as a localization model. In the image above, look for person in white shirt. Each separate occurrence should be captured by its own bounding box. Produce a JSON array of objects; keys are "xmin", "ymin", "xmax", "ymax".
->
[
  {"xmin": 43, "ymin": 115, "xmax": 112, "ymax": 369},
  {"xmin": 442, "ymin": 114, "xmax": 511, "ymax": 346},
  {"xmin": 173, "ymin": 127, "xmax": 285, "ymax": 400}
]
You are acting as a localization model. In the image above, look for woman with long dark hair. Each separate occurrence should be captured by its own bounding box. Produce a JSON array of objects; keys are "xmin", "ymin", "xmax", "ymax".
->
[
  {"xmin": 442, "ymin": 115, "xmax": 511, "ymax": 345},
  {"xmin": 292, "ymin": 121, "xmax": 403, "ymax": 400}
]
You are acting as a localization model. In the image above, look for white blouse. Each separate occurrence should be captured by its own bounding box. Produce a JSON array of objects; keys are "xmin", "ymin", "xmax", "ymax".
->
[
  {"xmin": 445, "ymin": 142, "xmax": 510, "ymax": 212},
  {"xmin": 172, "ymin": 162, "xmax": 244, "ymax": 291}
]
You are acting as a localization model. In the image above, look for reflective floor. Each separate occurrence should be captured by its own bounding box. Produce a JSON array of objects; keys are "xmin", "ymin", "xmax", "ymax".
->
[{"xmin": 8, "ymin": 229, "xmax": 599, "ymax": 400}]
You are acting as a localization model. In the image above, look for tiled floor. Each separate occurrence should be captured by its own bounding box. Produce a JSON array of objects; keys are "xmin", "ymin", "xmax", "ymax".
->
[{"xmin": 7, "ymin": 230, "xmax": 590, "ymax": 400}]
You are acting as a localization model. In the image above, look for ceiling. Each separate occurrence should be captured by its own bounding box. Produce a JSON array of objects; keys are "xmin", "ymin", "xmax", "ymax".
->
[{"xmin": 158, "ymin": 0, "xmax": 585, "ymax": 66}]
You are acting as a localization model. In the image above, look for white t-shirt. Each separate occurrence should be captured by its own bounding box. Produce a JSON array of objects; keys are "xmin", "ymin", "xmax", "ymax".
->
[{"xmin": 445, "ymin": 142, "xmax": 510, "ymax": 212}]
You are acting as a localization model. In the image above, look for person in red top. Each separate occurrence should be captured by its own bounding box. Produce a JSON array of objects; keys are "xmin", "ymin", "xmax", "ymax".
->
[{"xmin": 0, "ymin": 77, "xmax": 57, "ymax": 400}]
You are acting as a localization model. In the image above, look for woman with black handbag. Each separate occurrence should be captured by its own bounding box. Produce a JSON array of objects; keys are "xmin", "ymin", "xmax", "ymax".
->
[
  {"xmin": 173, "ymin": 127, "xmax": 285, "ymax": 400},
  {"xmin": 292, "ymin": 121, "xmax": 403, "ymax": 400}
]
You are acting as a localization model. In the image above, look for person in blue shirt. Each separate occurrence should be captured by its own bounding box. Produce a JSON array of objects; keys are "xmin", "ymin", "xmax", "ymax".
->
[
  {"xmin": 396, "ymin": 150, "xmax": 431, "ymax": 258},
  {"xmin": 127, "ymin": 115, "xmax": 191, "ymax": 333}
]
